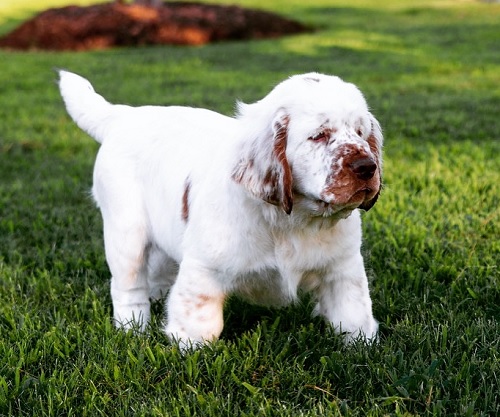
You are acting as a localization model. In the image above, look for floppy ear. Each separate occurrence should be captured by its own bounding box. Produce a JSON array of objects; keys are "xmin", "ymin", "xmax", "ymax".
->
[
  {"xmin": 232, "ymin": 110, "xmax": 293, "ymax": 214},
  {"xmin": 367, "ymin": 113, "xmax": 383, "ymax": 171},
  {"xmin": 359, "ymin": 114, "xmax": 384, "ymax": 211}
]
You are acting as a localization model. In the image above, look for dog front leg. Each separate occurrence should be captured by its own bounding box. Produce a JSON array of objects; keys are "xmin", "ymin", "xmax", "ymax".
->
[
  {"xmin": 164, "ymin": 258, "xmax": 225, "ymax": 349},
  {"xmin": 314, "ymin": 254, "xmax": 378, "ymax": 343}
]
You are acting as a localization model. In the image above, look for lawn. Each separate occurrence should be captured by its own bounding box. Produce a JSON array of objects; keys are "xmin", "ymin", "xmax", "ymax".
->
[{"xmin": 0, "ymin": 0, "xmax": 499, "ymax": 415}]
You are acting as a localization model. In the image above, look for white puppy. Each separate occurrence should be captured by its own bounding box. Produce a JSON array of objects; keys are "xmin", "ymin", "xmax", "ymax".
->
[{"xmin": 59, "ymin": 71, "xmax": 383, "ymax": 347}]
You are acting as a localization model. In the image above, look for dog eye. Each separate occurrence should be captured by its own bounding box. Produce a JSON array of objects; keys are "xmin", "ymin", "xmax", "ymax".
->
[
  {"xmin": 356, "ymin": 128, "xmax": 363, "ymax": 137},
  {"xmin": 308, "ymin": 131, "xmax": 329, "ymax": 143}
]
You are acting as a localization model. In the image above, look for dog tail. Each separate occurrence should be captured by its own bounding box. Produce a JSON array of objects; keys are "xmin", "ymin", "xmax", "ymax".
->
[{"xmin": 58, "ymin": 70, "xmax": 114, "ymax": 144}]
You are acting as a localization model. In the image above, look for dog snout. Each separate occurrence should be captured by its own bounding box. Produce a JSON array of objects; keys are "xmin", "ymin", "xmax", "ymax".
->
[{"xmin": 349, "ymin": 157, "xmax": 377, "ymax": 180}]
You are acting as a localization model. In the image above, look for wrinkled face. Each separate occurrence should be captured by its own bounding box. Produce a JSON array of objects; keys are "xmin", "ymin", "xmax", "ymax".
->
[{"xmin": 284, "ymin": 79, "xmax": 382, "ymax": 217}]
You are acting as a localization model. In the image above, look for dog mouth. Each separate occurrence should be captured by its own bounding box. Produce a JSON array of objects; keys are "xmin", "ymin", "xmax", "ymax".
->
[
  {"xmin": 347, "ymin": 188, "xmax": 378, "ymax": 211},
  {"xmin": 298, "ymin": 187, "xmax": 379, "ymax": 217},
  {"xmin": 357, "ymin": 188, "xmax": 380, "ymax": 211},
  {"xmin": 294, "ymin": 182, "xmax": 380, "ymax": 218}
]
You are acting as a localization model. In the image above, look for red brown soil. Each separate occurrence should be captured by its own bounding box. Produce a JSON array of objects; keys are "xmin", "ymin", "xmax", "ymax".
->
[{"xmin": 0, "ymin": 1, "xmax": 310, "ymax": 51}]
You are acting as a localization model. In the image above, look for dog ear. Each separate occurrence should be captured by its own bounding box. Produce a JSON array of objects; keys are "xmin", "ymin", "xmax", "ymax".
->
[
  {"xmin": 359, "ymin": 114, "xmax": 384, "ymax": 211},
  {"xmin": 367, "ymin": 113, "xmax": 383, "ymax": 170},
  {"xmin": 232, "ymin": 110, "xmax": 293, "ymax": 214}
]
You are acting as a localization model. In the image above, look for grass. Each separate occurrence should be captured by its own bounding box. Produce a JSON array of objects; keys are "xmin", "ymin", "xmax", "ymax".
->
[{"xmin": 0, "ymin": 0, "xmax": 499, "ymax": 415}]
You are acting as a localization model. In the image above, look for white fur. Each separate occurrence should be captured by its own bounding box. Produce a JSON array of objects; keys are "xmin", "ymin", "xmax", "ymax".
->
[{"xmin": 59, "ymin": 71, "xmax": 383, "ymax": 347}]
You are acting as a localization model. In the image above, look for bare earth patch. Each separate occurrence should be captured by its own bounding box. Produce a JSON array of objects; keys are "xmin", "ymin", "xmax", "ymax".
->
[{"xmin": 0, "ymin": 1, "xmax": 310, "ymax": 51}]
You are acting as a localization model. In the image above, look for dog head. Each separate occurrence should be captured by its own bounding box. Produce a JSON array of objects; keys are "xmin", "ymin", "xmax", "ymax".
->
[{"xmin": 232, "ymin": 73, "xmax": 383, "ymax": 218}]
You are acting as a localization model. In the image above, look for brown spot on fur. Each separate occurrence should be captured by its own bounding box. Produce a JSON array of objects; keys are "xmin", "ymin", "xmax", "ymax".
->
[
  {"xmin": 260, "ymin": 169, "xmax": 280, "ymax": 205},
  {"xmin": 195, "ymin": 294, "xmax": 212, "ymax": 309},
  {"xmin": 182, "ymin": 179, "xmax": 191, "ymax": 222},
  {"xmin": 361, "ymin": 119, "xmax": 383, "ymax": 210},
  {"xmin": 367, "ymin": 132, "xmax": 380, "ymax": 164},
  {"xmin": 322, "ymin": 143, "xmax": 380, "ymax": 210},
  {"xmin": 273, "ymin": 116, "xmax": 293, "ymax": 214},
  {"xmin": 231, "ymin": 115, "xmax": 293, "ymax": 214},
  {"xmin": 367, "ymin": 117, "xmax": 383, "ymax": 168},
  {"xmin": 231, "ymin": 153, "xmax": 255, "ymax": 184}
]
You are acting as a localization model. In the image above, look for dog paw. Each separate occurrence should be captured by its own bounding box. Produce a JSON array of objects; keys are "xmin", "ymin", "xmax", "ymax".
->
[
  {"xmin": 341, "ymin": 318, "xmax": 379, "ymax": 345},
  {"xmin": 113, "ymin": 303, "xmax": 151, "ymax": 332}
]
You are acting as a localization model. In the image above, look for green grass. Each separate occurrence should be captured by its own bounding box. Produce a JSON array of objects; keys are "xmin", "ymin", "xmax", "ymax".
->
[{"xmin": 0, "ymin": 0, "xmax": 499, "ymax": 415}]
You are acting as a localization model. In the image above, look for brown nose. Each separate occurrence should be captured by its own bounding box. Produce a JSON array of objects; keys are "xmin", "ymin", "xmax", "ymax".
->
[{"xmin": 349, "ymin": 157, "xmax": 377, "ymax": 180}]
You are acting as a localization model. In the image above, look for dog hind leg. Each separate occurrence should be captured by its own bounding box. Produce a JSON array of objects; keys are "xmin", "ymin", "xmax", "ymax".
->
[{"xmin": 103, "ymin": 219, "xmax": 152, "ymax": 331}]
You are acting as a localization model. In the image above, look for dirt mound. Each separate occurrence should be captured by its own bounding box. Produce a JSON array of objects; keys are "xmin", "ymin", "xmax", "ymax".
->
[{"xmin": 0, "ymin": 1, "xmax": 310, "ymax": 51}]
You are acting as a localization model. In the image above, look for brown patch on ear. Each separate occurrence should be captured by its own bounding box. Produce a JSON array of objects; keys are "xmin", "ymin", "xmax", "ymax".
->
[
  {"xmin": 273, "ymin": 116, "xmax": 293, "ymax": 214},
  {"xmin": 367, "ymin": 133, "xmax": 380, "ymax": 164},
  {"xmin": 181, "ymin": 179, "xmax": 191, "ymax": 222},
  {"xmin": 233, "ymin": 154, "xmax": 256, "ymax": 184},
  {"xmin": 367, "ymin": 116, "xmax": 383, "ymax": 168},
  {"xmin": 231, "ymin": 113, "xmax": 293, "ymax": 214},
  {"xmin": 362, "ymin": 115, "xmax": 383, "ymax": 211}
]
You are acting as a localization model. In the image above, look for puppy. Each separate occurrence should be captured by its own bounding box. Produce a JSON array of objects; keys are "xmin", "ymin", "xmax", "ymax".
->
[{"xmin": 59, "ymin": 71, "xmax": 383, "ymax": 347}]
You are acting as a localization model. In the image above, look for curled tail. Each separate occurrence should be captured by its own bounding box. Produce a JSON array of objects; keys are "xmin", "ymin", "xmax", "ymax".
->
[{"xmin": 58, "ymin": 70, "xmax": 113, "ymax": 144}]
